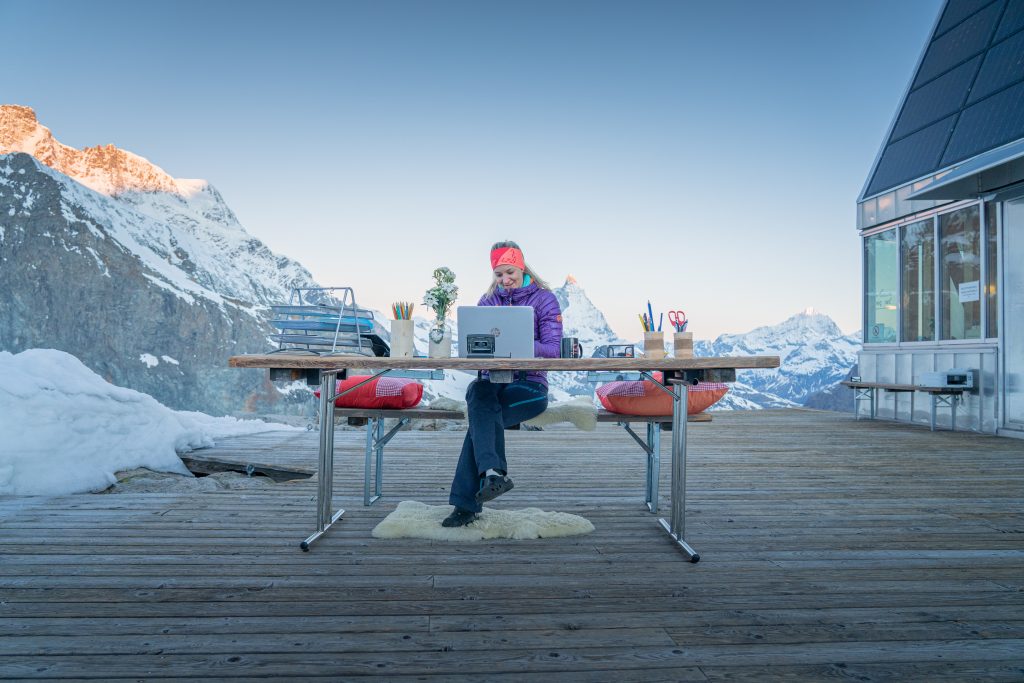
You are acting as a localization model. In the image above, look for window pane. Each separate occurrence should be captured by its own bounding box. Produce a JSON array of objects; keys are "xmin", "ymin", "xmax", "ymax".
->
[
  {"xmin": 865, "ymin": 230, "xmax": 898, "ymax": 343},
  {"xmin": 940, "ymin": 205, "xmax": 982, "ymax": 340},
  {"xmin": 986, "ymin": 201, "xmax": 999, "ymax": 338},
  {"xmin": 860, "ymin": 197, "xmax": 878, "ymax": 227},
  {"xmin": 901, "ymin": 219, "xmax": 935, "ymax": 341}
]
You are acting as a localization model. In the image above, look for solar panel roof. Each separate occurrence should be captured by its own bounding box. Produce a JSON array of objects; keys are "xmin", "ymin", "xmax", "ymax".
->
[{"xmin": 864, "ymin": 0, "xmax": 1024, "ymax": 198}]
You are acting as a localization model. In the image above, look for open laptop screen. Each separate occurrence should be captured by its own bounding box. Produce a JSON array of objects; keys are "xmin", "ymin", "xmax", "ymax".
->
[{"xmin": 456, "ymin": 306, "xmax": 535, "ymax": 358}]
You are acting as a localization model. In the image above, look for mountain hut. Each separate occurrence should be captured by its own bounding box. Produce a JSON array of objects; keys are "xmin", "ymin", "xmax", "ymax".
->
[{"xmin": 857, "ymin": 0, "xmax": 1024, "ymax": 436}]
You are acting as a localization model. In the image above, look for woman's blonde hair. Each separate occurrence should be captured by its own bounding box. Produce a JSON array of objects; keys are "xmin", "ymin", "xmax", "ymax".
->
[{"xmin": 486, "ymin": 240, "xmax": 550, "ymax": 294}]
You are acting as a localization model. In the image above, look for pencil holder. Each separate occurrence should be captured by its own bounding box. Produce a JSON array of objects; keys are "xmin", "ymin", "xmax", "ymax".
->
[
  {"xmin": 643, "ymin": 331, "xmax": 666, "ymax": 360},
  {"xmin": 390, "ymin": 319, "xmax": 414, "ymax": 358},
  {"xmin": 673, "ymin": 331, "xmax": 693, "ymax": 359}
]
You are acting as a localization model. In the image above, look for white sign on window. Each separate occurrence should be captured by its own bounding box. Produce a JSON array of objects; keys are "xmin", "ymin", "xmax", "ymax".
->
[
  {"xmin": 959, "ymin": 280, "xmax": 980, "ymax": 303},
  {"xmin": 954, "ymin": 282, "xmax": 978, "ymax": 305}
]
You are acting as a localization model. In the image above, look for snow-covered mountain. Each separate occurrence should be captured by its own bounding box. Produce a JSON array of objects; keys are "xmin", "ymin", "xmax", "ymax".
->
[
  {"xmin": 0, "ymin": 105, "xmax": 320, "ymax": 415},
  {"xmin": 693, "ymin": 308, "xmax": 860, "ymax": 409},
  {"xmin": 1, "ymin": 105, "xmax": 315, "ymax": 309},
  {"xmin": 554, "ymin": 275, "xmax": 626, "ymax": 352}
]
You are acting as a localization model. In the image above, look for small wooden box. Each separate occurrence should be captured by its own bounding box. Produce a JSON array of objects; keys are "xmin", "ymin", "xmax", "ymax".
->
[
  {"xmin": 673, "ymin": 331, "xmax": 693, "ymax": 359},
  {"xmin": 643, "ymin": 331, "xmax": 666, "ymax": 360}
]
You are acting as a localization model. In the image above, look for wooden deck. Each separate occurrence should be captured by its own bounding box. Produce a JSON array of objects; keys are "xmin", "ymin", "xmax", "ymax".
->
[{"xmin": 1, "ymin": 409, "xmax": 1023, "ymax": 681}]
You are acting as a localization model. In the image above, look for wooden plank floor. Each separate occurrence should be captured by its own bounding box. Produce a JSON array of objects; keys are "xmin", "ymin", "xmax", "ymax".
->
[{"xmin": 1, "ymin": 409, "xmax": 1023, "ymax": 681}]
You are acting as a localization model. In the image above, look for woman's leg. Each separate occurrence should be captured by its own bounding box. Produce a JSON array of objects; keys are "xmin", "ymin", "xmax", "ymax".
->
[
  {"xmin": 497, "ymin": 381, "xmax": 549, "ymax": 429},
  {"xmin": 448, "ymin": 379, "xmax": 502, "ymax": 513},
  {"xmin": 448, "ymin": 379, "xmax": 550, "ymax": 514}
]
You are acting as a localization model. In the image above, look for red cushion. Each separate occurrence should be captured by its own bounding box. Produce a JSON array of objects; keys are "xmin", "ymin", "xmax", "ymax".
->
[
  {"xmin": 314, "ymin": 375, "xmax": 423, "ymax": 409},
  {"xmin": 596, "ymin": 379, "xmax": 728, "ymax": 416}
]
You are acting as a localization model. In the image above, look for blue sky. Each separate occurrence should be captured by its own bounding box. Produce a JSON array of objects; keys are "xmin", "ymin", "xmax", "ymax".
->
[{"xmin": 2, "ymin": 0, "xmax": 943, "ymax": 339}]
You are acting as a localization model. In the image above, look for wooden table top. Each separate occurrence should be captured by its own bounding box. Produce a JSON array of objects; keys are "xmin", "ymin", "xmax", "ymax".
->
[{"xmin": 229, "ymin": 354, "xmax": 780, "ymax": 372}]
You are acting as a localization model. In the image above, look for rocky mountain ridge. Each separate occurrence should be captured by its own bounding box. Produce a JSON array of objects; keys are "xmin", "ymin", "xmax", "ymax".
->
[
  {"xmin": 1, "ymin": 106, "xmax": 321, "ymax": 415},
  {"xmin": 1, "ymin": 105, "xmax": 185, "ymax": 196}
]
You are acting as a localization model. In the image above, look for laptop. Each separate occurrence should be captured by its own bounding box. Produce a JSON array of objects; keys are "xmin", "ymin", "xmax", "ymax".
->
[{"xmin": 457, "ymin": 306, "xmax": 535, "ymax": 358}]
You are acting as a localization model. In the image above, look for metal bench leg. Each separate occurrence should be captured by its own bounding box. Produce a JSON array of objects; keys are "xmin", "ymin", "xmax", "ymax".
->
[
  {"xmin": 620, "ymin": 421, "xmax": 661, "ymax": 513},
  {"xmin": 374, "ymin": 418, "xmax": 385, "ymax": 501},
  {"xmin": 364, "ymin": 417, "xmax": 379, "ymax": 506},
  {"xmin": 362, "ymin": 417, "xmax": 409, "ymax": 506},
  {"xmin": 930, "ymin": 395, "xmax": 937, "ymax": 431},
  {"xmin": 302, "ymin": 371, "xmax": 344, "ymax": 551},
  {"xmin": 658, "ymin": 382, "xmax": 699, "ymax": 562}
]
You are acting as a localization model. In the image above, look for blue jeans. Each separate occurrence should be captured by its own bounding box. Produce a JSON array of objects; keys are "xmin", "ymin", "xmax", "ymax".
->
[{"xmin": 448, "ymin": 378, "xmax": 549, "ymax": 513}]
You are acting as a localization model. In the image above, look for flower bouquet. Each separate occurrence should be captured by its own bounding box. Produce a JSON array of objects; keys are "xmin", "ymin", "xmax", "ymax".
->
[{"xmin": 423, "ymin": 267, "xmax": 458, "ymax": 355}]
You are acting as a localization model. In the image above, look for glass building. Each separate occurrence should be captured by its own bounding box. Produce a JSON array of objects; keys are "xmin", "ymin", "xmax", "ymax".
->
[{"xmin": 858, "ymin": 0, "xmax": 1024, "ymax": 435}]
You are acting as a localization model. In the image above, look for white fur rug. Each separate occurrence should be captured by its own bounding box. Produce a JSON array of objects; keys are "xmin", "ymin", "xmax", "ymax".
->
[
  {"xmin": 428, "ymin": 396, "xmax": 597, "ymax": 431},
  {"xmin": 371, "ymin": 500, "xmax": 595, "ymax": 541}
]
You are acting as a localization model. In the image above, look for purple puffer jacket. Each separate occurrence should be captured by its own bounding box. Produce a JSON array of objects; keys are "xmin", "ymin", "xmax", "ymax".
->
[{"xmin": 477, "ymin": 282, "xmax": 563, "ymax": 387}]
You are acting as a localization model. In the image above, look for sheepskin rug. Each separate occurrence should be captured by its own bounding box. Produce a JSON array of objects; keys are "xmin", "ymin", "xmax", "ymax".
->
[
  {"xmin": 428, "ymin": 396, "xmax": 597, "ymax": 431},
  {"xmin": 371, "ymin": 500, "xmax": 595, "ymax": 541}
]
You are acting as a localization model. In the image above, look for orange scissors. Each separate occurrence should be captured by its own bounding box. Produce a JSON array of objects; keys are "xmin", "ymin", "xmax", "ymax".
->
[{"xmin": 668, "ymin": 310, "xmax": 687, "ymax": 331}]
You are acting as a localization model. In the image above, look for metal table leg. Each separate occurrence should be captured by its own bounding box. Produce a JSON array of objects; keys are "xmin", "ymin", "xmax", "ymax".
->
[
  {"xmin": 658, "ymin": 382, "xmax": 699, "ymax": 563},
  {"xmin": 931, "ymin": 393, "xmax": 960, "ymax": 432},
  {"xmin": 647, "ymin": 421, "xmax": 661, "ymax": 513},
  {"xmin": 301, "ymin": 371, "xmax": 344, "ymax": 551}
]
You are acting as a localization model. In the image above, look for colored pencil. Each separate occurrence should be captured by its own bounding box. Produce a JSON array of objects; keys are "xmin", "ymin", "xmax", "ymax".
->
[
  {"xmin": 393, "ymin": 302, "xmax": 416, "ymax": 320},
  {"xmin": 658, "ymin": 312, "xmax": 663, "ymax": 332}
]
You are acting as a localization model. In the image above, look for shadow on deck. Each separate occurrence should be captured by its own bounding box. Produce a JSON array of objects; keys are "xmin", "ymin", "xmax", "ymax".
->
[{"xmin": 1, "ymin": 409, "xmax": 1022, "ymax": 680}]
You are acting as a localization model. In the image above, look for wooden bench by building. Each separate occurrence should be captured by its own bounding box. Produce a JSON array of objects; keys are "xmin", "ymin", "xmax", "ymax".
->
[{"xmin": 841, "ymin": 380, "xmax": 967, "ymax": 432}]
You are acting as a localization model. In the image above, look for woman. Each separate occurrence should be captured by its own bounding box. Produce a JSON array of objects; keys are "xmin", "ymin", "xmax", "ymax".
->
[{"xmin": 442, "ymin": 241, "xmax": 563, "ymax": 527}]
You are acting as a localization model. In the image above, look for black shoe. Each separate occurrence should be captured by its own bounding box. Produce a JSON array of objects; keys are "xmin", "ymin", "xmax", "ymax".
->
[
  {"xmin": 475, "ymin": 474, "xmax": 514, "ymax": 504},
  {"xmin": 441, "ymin": 508, "xmax": 479, "ymax": 528}
]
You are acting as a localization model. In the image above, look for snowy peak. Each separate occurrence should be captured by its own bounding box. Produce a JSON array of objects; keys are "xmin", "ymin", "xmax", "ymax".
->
[
  {"xmin": 552, "ymin": 276, "xmax": 624, "ymax": 348},
  {"xmin": 0, "ymin": 104, "xmax": 193, "ymax": 196},
  {"xmin": 776, "ymin": 309, "xmax": 844, "ymax": 338},
  {"xmin": 696, "ymin": 310, "xmax": 860, "ymax": 405},
  {"xmin": 0, "ymin": 105, "xmax": 65, "ymax": 169}
]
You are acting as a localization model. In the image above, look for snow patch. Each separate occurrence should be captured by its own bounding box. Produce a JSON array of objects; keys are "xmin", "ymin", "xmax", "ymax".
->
[
  {"xmin": 84, "ymin": 246, "xmax": 110, "ymax": 277},
  {"xmin": 0, "ymin": 349, "xmax": 298, "ymax": 496}
]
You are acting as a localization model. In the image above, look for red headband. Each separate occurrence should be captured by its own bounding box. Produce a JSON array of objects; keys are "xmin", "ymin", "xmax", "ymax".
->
[{"xmin": 490, "ymin": 247, "xmax": 525, "ymax": 271}]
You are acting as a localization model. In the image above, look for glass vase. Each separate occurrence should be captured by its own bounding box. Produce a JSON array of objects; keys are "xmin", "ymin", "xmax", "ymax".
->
[{"xmin": 428, "ymin": 319, "xmax": 452, "ymax": 358}]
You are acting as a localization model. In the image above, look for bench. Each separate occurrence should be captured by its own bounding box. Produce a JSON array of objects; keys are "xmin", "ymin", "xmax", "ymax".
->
[
  {"xmin": 331, "ymin": 406, "xmax": 710, "ymax": 508},
  {"xmin": 841, "ymin": 381, "xmax": 967, "ymax": 431},
  {"xmin": 597, "ymin": 410, "xmax": 711, "ymax": 512},
  {"xmin": 332, "ymin": 407, "xmax": 464, "ymax": 505}
]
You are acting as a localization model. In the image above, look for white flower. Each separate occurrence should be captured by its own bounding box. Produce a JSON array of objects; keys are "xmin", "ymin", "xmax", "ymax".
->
[{"xmin": 423, "ymin": 266, "xmax": 459, "ymax": 320}]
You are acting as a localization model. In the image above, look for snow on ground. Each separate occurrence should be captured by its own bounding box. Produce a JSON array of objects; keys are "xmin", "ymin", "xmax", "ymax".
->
[{"xmin": 0, "ymin": 349, "xmax": 298, "ymax": 496}]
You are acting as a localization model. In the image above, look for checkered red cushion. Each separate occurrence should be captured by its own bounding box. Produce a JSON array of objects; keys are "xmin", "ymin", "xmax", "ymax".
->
[
  {"xmin": 314, "ymin": 375, "xmax": 423, "ymax": 409},
  {"xmin": 597, "ymin": 379, "xmax": 728, "ymax": 416}
]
